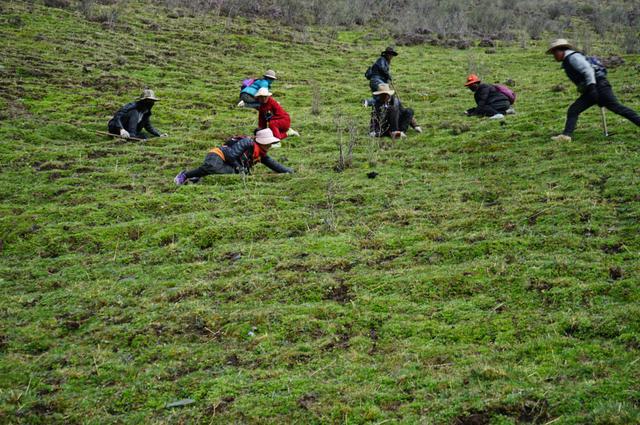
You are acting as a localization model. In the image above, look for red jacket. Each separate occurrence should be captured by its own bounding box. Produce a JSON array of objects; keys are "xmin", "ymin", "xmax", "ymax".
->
[{"xmin": 258, "ymin": 97, "xmax": 290, "ymax": 128}]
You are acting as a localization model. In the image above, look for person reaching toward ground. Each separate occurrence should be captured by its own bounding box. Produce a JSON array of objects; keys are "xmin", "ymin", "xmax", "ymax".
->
[
  {"xmin": 256, "ymin": 88, "xmax": 299, "ymax": 139},
  {"xmin": 238, "ymin": 69, "xmax": 277, "ymax": 109},
  {"xmin": 546, "ymin": 39, "xmax": 640, "ymax": 142},
  {"xmin": 369, "ymin": 84, "xmax": 422, "ymax": 139},
  {"xmin": 174, "ymin": 128, "xmax": 292, "ymax": 185},
  {"xmin": 364, "ymin": 46, "xmax": 398, "ymax": 107},
  {"xmin": 463, "ymin": 74, "xmax": 511, "ymax": 120},
  {"xmin": 108, "ymin": 89, "xmax": 167, "ymax": 139}
]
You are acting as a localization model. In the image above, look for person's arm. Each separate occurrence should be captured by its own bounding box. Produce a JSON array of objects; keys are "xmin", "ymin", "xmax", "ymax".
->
[
  {"xmin": 224, "ymin": 138, "xmax": 254, "ymax": 171},
  {"xmin": 261, "ymin": 155, "xmax": 293, "ymax": 173},
  {"xmin": 388, "ymin": 98, "xmax": 401, "ymax": 132},
  {"xmin": 142, "ymin": 112, "xmax": 162, "ymax": 137},
  {"xmin": 568, "ymin": 53, "xmax": 596, "ymax": 87},
  {"xmin": 475, "ymin": 85, "xmax": 491, "ymax": 107},
  {"xmin": 258, "ymin": 105, "xmax": 267, "ymax": 128}
]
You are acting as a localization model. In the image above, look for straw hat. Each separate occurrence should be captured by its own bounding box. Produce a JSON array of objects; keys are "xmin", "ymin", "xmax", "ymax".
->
[
  {"xmin": 372, "ymin": 83, "xmax": 395, "ymax": 96},
  {"xmin": 256, "ymin": 87, "xmax": 272, "ymax": 97},
  {"xmin": 255, "ymin": 128, "xmax": 281, "ymax": 147},
  {"xmin": 546, "ymin": 39, "xmax": 573, "ymax": 53},
  {"xmin": 264, "ymin": 69, "xmax": 277, "ymax": 80},
  {"xmin": 139, "ymin": 89, "xmax": 159, "ymax": 101},
  {"xmin": 464, "ymin": 74, "xmax": 481, "ymax": 86}
]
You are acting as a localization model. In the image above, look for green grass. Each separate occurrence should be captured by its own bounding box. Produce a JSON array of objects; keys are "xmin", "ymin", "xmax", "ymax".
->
[{"xmin": 1, "ymin": 1, "xmax": 640, "ymax": 424}]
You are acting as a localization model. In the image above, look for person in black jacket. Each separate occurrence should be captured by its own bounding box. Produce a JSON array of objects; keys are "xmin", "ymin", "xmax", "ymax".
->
[
  {"xmin": 369, "ymin": 84, "xmax": 422, "ymax": 138},
  {"xmin": 107, "ymin": 89, "xmax": 167, "ymax": 139},
  {"xmin": 546, "ymin": 39, "xmax": 640, "ymax": 142},
  {"xmin": 364, "ymin": 47, "xmax": 398, "ymax": 107},
  {"xmin": 464, "ymin": 74, "xmax": 510, "ymax": 120},
  {"xmin": 174, "ymin": 128, "xmax": 292, "ymax": 185}
]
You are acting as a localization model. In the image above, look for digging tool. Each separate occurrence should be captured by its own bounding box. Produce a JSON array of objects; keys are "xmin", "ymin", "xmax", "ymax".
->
[
  {"xmin": 96, "ymin": 131, "xmax": 146, "ymax": 142},
  {"xmin": 600, "ymin": 107, "xmax": 609, "ymax": 137}
]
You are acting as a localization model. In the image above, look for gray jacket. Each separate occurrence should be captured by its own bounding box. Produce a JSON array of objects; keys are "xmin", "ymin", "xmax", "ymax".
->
[{"xmin": 562, "ymin": 50, "xmax": 596, "ymax": 90}]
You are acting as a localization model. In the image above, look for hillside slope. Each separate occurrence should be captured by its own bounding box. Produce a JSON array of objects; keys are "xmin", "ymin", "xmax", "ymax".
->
[{"xmin": 1, "ymin": 1, "xmax": 639, "ymax": 424}]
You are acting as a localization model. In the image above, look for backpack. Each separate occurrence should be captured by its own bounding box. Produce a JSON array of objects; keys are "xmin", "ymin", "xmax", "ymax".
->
[
  {"xmin": 586, "ymin": 56, "xmax": 608, "ymax": 78},
  {"xmin": 494, "ymin": 84, "xmax": 516, "ymax": 104},
  {"xmin": 365, "ymin": 66, "xmax": 373, "ymax": 80},
  {"xmin": 241, "ymin": 78, "xmax": 255, "ymax": 90},
  {"xmin": 566, "ymin": 52, "xmax": 608, "ymax": 79}
]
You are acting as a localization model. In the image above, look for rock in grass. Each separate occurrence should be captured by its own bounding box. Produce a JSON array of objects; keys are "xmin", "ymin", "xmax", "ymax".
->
[
  {"xmin": 367, "ymin": 171, "xmax": 378, "ymax": 179},
  {"xmin": 165, "ymin": 399, "xmax": 195, "ymax": 409}
]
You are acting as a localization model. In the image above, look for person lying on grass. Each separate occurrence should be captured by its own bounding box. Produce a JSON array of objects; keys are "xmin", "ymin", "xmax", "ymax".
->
[
  {"xmin": 546, "ymin": 38, "xmax": 640, "ymax": 142},
  {"xmin": 174, "ymin": 128, "xmax": 293, "ymax": 185},
  {"xmin": 256, "ymin": 88, "xmax": 300, "ymax": 139},
  {"xmin": 369, "ymin": 83, "xmax": 422, "ymax": 139},
  {"xmin": 463, "ymin": 74, "xmax": 511, "ymax": 120},
  {"xmin": 237, "ymin": 69, "xmax": 277, "ymax": 109},
  {"xmin": 108, "ymin": 89, "xmax": 167, "ymax": 139}
]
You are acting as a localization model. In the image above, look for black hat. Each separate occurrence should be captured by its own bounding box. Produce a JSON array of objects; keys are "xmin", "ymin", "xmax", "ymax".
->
[{"xmin": 381, "ymin": 46, "xmax": 398, "ymax": 57}]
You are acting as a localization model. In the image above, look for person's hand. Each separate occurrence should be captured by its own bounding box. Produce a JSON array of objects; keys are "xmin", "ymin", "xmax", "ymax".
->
[
  {"xmin": 119, "ymin": 129, "xmax": 130, "ymax": 138},
  {"xmin": 160, "ymin": 133, "xmax": 168, "ymax": 137}
]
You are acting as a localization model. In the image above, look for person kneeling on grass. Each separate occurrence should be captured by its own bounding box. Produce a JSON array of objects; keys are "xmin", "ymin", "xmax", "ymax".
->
[
  {"xmin": 174, "ymin": 128, "xmax": 293, "ymax": 185},
  {"xmin": 237, "ymin": 69, "xmax": 277, "ymax": 109},
  {"xmin": 369, "ymin": 84, "xmax": 422, "ymax": 139},
  {"xmin": 108, "ymin": 89, "xmax": 167, "ymax": 139},
  {"xmin": 256, "ymin": 88, "xmax": 300, "ymax": 139},
  {"xmin": 463, "ymin": 74, "xmax": 511, "ymax": 120},
  {"xmin": 546, "ymin": 38, "xmax": 640, "ymax": 142}
]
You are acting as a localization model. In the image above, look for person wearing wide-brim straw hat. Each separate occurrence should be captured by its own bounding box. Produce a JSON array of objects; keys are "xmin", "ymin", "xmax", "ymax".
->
[
  {"xmin": 547, "ymin": 38, "xmax": 640, "ymax": 142},
  {"xmin": 369, "ymin": 83, "xmax": 422, "ymax": 139},
  {"xmin": 363, "ymin": 46, "xmax": 399, "ymax": 107},
  {"xmin": 107, "ymin": 89, "xmax": 167, "ymax": 139},
  {"xmin": 238, "ymin": 69, "xmax": 278, "ymax": 109},
  {"xmin": 255, "ymin": 87, "xmax": 300, "ymax": 138},
  {"xmin": 174, "ymin": 128, "xmax": 293, "ymax": 185}
]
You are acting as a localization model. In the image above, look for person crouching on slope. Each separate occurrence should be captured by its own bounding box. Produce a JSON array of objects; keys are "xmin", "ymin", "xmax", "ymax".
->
[
  {"xmin": 369, "ymin": 84, "xmax": 422, "ymax": 139},
  {"xmin": 174, "ymin": 128, "xmax": 293, "ymax": 185},
  {"xmin": 108, "ymin": 89, "xmax": 167, "ymax": 139},
  {"xmin": 238, "ymin": 69, "xmax": 277, "ymax": 109},
  {"xmin": 546, "ymin": 39, "xmax": 640, "ymax": 142},
  {"xmin": 256, "ymin": 88, "xmax": 299, "ymax": 139},
  {"xmin": 464, "ymin": 74, "xmax": 510, "ymax": 120}
]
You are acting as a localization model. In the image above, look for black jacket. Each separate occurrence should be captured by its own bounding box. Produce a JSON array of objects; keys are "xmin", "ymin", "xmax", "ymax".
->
[
  {"xmin": 221, "ymin": 137, "xmax": 292, "ymax": 174},
  {"xmin": 369, "ymin": 56, "xmax": 392, "ymax": 84},
  {"xmin": 108, "ymin": 101, "xmax": 161, "ymax": 137},
  {"xmin": 474, "ymin": 83, "xmax": 509, "ymax": 108},
  {"xmin": 370, "ymin": 96, "xmax": 403, "ymax": 136}
]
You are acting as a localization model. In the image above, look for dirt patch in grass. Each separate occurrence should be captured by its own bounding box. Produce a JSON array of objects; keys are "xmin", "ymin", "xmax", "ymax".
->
[
  {"xmin": 324, "ymin": 282, "xmax": 353, "ymax": 304},
  {"xmin": 454, "ymin": 398, "xmax": 551, "ymax": 424}
]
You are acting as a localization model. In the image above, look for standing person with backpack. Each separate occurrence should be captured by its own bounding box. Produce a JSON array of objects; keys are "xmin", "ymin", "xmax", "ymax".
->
[
  {"xmin": 364, "ymin": 47, "xmax": 398, "ymax": 107},
  {"xmin": 547, "ymin": 39, "xmax": 640, "ymax": 142},
  {"xmin": 463, "ymin": 74, "xmax": 513, "ymax": 120},
  {"xmin": 173, "ymin": 128, "xmax": 293, "ymax": 185},
  {"xmin": 237, "ymin": 69, "xmax": 277, "ymax": 109}
]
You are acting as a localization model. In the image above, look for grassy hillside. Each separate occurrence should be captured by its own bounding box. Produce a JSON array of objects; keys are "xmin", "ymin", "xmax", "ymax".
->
[{"xmin": 1, "ymin": 1, "xmax": 639, "ymax": 424}]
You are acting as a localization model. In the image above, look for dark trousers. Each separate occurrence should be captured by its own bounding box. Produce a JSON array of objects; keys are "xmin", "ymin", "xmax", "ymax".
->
[
  {"xmin": 468, "ymin": 101, "xmax": 510, "ymax": 117},
  {"xmin": 397, "ymin": 108, "xmax": 414, "ymax": 132},
  {"xmin": 108, "ymin": 110, "xmax": 146, "ymax": 138},
  {"xmin": 563, "ymin": 78, "xmax": 640, "ymax": 135},
  {"xmin": 185, "ymin": 153, "xmax": 235, "ymax": 178},
  {"xmin": 240, "ymin": 92, "xmax": 260, "ymax": 109}
]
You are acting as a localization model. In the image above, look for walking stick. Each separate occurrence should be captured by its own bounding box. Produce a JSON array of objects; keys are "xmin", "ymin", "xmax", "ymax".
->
[
  {"xmin": 96, "ymin": 131, "xmax": 146, "ymax": 142},
  {"xmin": 600, "ymin": 107, "xmax": 609, "ymax": 137}
]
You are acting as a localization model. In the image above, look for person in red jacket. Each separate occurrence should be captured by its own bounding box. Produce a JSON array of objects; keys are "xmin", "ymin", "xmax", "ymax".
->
[{"xmin": 256, "ymin": 88, "xmax": 299, "ymax": 139}]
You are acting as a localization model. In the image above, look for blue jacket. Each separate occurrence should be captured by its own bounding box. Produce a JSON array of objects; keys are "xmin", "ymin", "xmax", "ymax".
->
[{"xmin": 241, "ymin": 78, "xmax": 273, "ymax": 97}]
